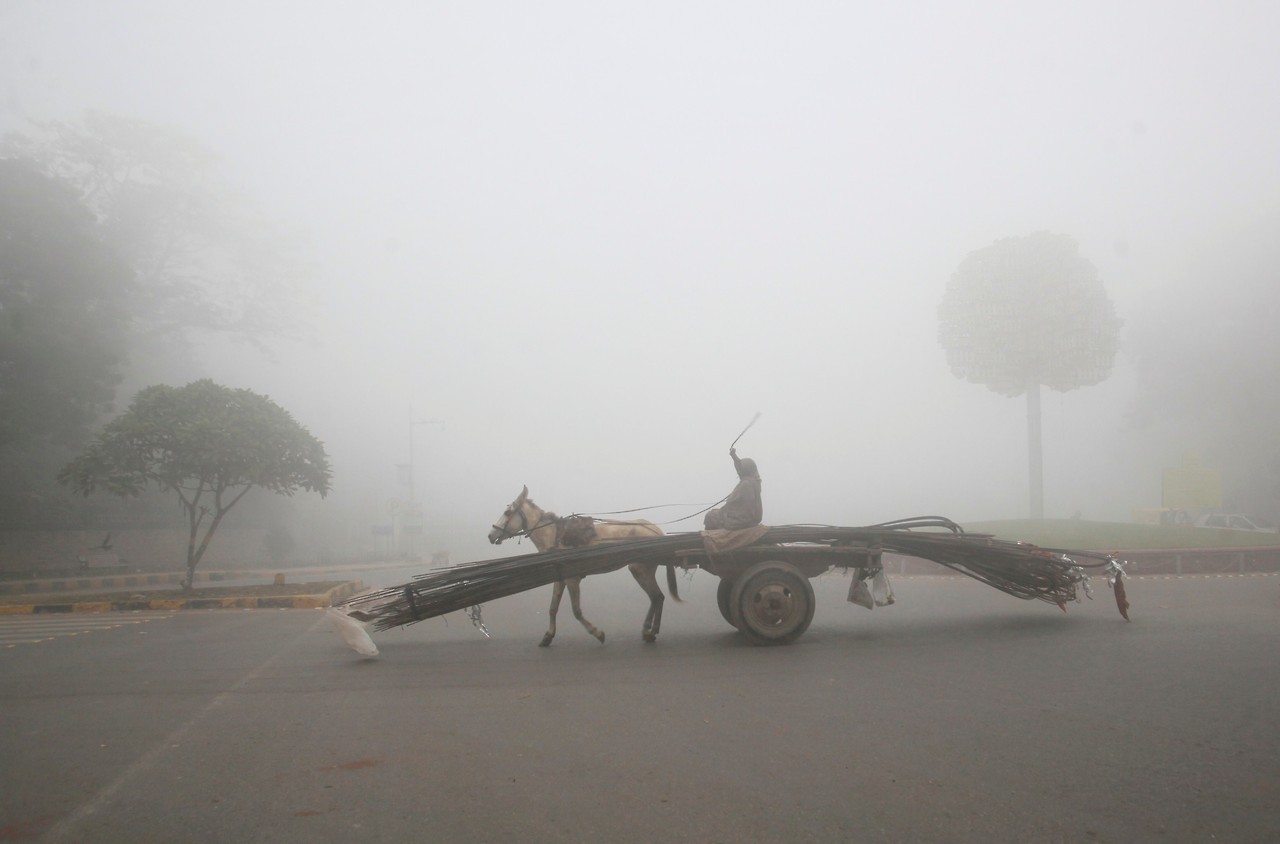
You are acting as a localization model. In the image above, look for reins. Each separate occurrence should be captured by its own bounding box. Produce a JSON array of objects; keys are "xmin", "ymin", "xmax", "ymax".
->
[
  {"xmin": 494, "ymin": 498, "xmax": 727, "ymax": 541},
  {"xmin": 572, "ymin": 498, "xmax": 730, "ymax": 527}
]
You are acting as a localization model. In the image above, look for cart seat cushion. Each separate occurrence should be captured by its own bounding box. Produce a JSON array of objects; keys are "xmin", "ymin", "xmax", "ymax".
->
[{"xmin": 702, "ymin": 524, "xmax": 770, "ymax": 555}]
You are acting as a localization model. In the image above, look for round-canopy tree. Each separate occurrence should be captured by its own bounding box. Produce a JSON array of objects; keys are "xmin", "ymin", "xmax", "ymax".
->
[
  {"xmin": 938, "ymin": 232, "xmax": 1121, "ymax": 518},
  {"xmin": 58, "ymin": 380, "xmax": 332, "ymax": 587}
]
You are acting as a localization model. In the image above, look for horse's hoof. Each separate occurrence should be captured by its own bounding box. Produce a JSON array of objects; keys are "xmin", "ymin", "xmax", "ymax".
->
[
  {"xmin": 594, "ymin": 631, "xmax": 606, "ymax": 643},
  {"xmin": 539, "ymin": 636, "xmax": 553, "ymax": 647},
  {"xmin": 643, "ymin": 632, "xmax": 657, "ymax": 643}
]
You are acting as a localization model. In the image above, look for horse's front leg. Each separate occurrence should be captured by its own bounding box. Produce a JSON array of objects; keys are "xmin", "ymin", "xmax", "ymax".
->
[
  {"xmin": 541, "ymin": 580, "xmax": 567, "ymax": 647},
  {"xmin": 566, "ymin": 577, "xmax": 606, "ymax": 643}
]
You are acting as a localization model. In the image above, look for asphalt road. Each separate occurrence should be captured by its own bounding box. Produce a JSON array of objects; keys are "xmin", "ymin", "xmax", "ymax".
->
[{"xmin": 2, "ymin": 570, "xmax": 1276, "ymax": 843}]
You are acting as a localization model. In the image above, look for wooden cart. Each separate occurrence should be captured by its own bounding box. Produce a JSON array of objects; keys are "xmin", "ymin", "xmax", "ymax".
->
[
  {"xmin": 673, "ymin": 541, "xmax": 883, "ymax": 645},
  {"xmin": 348, "ymin": 520, "xmax": 1125, "ymax": 644}
]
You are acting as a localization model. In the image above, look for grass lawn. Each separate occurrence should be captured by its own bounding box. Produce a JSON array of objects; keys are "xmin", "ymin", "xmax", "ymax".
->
[{"xmin": 960, "ymin": 519, "xmax": 1280, "ymax": 551}]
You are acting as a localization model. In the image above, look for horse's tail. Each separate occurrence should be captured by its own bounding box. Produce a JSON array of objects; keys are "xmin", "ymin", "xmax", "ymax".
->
[{"xmin": 665, "ymin": 564, "xmax": 683, "ymax": 603}]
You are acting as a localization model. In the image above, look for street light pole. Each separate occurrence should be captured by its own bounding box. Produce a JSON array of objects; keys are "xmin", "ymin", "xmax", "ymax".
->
[
  {"xmin": 395, "ymin": 408, "xmax": 443, "ymax": 561},
  {"xmin": 408, "ymin": 406, "xmax": 444, "ymax": 504}
]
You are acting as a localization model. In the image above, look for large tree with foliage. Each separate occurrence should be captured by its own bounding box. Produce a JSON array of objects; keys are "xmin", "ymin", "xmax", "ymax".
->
[
  {"xmin": 1128, "ymin": 225, "xmax": 1280, "ymax": 518},
  {"xmin": 59, "ymin": 380, "xmax": 332, "ymax": 587},
  {"xmin": 3, "ymin": 111, "xmax": 307, "ymax": 389},
  {"xmin": 0, "ymin": 159, "xmax": 133, "ymax": 524},
  {"xmin": 938, "ymin": 232, "xmax": 1121, "ymax": 518}
]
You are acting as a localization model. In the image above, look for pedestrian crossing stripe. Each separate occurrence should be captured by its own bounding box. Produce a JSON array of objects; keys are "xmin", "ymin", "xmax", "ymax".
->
[{"xmin": 0, "ymin": 613, "xmax": 174, "ymax": 647}]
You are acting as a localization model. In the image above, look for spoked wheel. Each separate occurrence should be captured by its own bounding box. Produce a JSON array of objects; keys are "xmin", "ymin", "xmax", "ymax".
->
[
  {"xmin": 716, "ymin": 578, "xmax": 738, "ymax": 628},
  {"xmin": 729, "ymin": 561, "xmax": 815, "ymax": 646}
]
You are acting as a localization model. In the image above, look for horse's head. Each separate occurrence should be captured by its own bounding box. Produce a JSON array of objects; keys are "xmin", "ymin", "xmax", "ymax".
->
[{"xmin": 488, "ymin": 485, "xmax": 531, "ymax": 545}]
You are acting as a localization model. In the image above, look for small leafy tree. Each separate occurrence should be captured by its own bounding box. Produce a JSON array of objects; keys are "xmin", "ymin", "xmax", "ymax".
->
[
  {"xmin": 938, "ymin": 232, "xmax": 1121, "ymax": 518},
  {"xmin": 58, "ymin": 380, "xmax": 332, "ymax": 587}
]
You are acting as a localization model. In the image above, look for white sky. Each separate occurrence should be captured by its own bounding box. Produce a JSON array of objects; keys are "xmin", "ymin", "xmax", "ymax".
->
[{"xmin": 4, "ymin": 1, "xmax": 1278, "ymax": 559}]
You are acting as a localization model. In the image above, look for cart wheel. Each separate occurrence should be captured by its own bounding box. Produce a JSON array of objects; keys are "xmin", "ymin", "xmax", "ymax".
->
[
  {"xmin": 716, "ymin": 578, "xmax": 738, "ymax": 628},
  {"xmin": 729, "ymin": 561, "xmax": 815, "ymax": 646}
]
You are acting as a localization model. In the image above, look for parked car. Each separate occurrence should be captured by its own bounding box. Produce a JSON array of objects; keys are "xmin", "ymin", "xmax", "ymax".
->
[{"xmin": 1194, "ymin": 513, "xmax": 1279, "ymax": 532}]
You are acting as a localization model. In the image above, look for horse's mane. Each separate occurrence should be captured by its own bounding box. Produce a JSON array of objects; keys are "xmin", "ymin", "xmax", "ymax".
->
[{"xmin": 521, "ymin": 496, "xmax": 558, "ymax": 524}]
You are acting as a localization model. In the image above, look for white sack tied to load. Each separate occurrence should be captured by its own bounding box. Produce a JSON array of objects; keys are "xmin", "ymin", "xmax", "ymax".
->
[
  {"xmin": 326, "ymin": 607, "xmax": 379, "ymax": 657},
  {"xmin": 847, "ymin": 569, "xmax": 895, "ymax": 610}
]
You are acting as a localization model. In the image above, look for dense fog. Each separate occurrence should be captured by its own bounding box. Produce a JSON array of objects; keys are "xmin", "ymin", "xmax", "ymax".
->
[{"xmin": 3, "ymin": 2, "xmax": 1277, "ymax": 563}]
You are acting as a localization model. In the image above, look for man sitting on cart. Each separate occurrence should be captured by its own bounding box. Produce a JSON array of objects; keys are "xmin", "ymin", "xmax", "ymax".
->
[{"xmin": 704, "ymin": 448, "xmax": 762, "ymax": 530}]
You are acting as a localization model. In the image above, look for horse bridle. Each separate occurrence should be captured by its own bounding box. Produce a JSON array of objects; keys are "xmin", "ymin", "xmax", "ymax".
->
[{"xmin": 491, "ymin": 501, "xmax": 554, "ymax": 541}]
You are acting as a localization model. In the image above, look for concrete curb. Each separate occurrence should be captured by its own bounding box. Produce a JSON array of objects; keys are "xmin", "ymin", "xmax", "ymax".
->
[{"xmin": 0, "ymin": 580, "xmax": 365, "ymax": 615}]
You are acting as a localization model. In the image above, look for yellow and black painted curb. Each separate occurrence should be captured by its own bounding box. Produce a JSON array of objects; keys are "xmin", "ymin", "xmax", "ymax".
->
[
  {"xmin": 0, "ymin": 570, "xmax": 262, "ymax": 597},
  {"xmin": 0, "ymin": 580, "xmax": 365, "ymax": 615}
]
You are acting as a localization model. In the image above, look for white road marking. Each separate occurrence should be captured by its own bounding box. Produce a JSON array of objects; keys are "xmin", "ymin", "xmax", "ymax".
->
[
  {"xmin": 40, "ymin": 612, "xmax": 329, "ymax": 843},
  {"xmin": 0, "ymin": 613, "xmax": 174, "ymax": 647}
]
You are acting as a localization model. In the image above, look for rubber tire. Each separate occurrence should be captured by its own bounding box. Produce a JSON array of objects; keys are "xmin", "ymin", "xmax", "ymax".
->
[
  {"xmin": 716, "ymin": 578, "xmax": 738, "ymax": 628},
  {"xmin": 728, "ymin": 561, "xmax": 815, "ymax": 646}
]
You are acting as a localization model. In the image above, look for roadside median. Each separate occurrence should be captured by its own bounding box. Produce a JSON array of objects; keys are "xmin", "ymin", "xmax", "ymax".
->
[{"xmin": 0, "ymin": 579, "xmax": 365, "ymax": 615}]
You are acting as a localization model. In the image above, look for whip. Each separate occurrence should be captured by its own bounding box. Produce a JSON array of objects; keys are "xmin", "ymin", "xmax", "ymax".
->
[{"xmin": 730, "ymin": 412, "xmax": 762, "ymax": 450}]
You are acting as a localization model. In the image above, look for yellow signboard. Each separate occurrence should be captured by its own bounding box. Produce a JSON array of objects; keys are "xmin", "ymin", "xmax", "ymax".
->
[{"xmin": 1161, "ymin": 453, "xmax": 1222, "ymax": 509}]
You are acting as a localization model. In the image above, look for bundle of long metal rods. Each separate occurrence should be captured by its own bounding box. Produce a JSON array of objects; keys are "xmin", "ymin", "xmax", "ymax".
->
[
  {"xmin": 340, "ymin": 517, "xmax": 1121, "ymax": 631},
  {"xmin": 345, "ymin": 533, "xmax": 706, "ymax": 632},
  {"xmin": 757, "ymin": 519, "xmax": 1113, "ymax": 606}
]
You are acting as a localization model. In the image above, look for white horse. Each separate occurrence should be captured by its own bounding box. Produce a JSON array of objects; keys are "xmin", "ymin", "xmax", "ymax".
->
[{"xmin": 487, "ymin": 486, "xmax": 680, "ymax": 646}]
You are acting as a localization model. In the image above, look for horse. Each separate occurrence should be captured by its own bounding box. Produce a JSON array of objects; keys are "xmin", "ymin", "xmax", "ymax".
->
[{"xmin": 487, "ymin": 486, "xmax": 681, "ymax": 646}]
